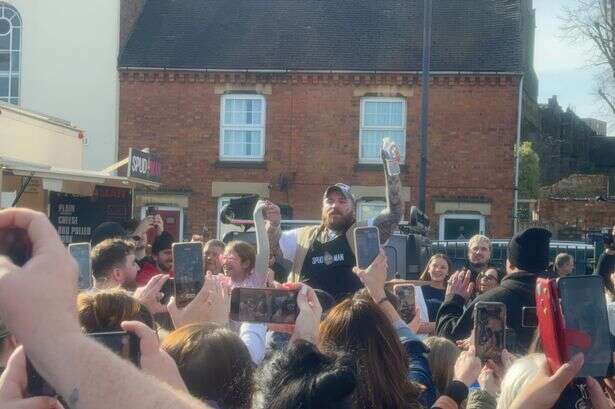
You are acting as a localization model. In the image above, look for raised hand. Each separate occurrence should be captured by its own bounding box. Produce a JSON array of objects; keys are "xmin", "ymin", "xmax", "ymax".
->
[{"xmin": 446, "ymin": 269, "xmax": 475, "ymax": 301}]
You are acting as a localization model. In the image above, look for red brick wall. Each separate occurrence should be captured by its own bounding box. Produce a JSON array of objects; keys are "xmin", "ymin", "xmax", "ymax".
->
[
  {"xmin": 538, "ymin": 199, "xmax": 615, "ymax": 239},
  {"xmin": 119, "ymin": 71, "xmax": 519, "ymax": 239}
]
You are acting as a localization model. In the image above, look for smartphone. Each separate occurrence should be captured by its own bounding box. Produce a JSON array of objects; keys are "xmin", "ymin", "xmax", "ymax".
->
[
  {"xmin": 90, "ymin": 331, "xmax": 140, "ymax": 368},
  {"xmin": 558, "ymin": 275, "xmax": 612, "ymax": 378},
  {"xmin": 160, "ymin": 277, "xmax": 174, "ymax": 306},
  {"xmin": 146, "ymin": 206, "xmax": 158, "ymax": 216},
  {"xmin": 393, "ymin": 284, "xmax": 416, "ymax": 323},
  {"xmin": 230, "ymin": 287, "xmax": 299, "ymax": 324},
  {"xmin": 521, "ymin": 306, "xmax": 538, "ymax": 328},
  {"xmin": 0, "ymin": 227, "xmax": 31, "ymax": 266},
  {"xmin": 384, "ymin": 245, "xmax": 397, "ymax": 279},
  {"xmin": 354, "ymin": 226, "xmax": 380, "ymax": 269},
  {"xmin": 27, "ymin": 331, "xmax": 140, "ymax": 397},
  {"xmin": 172, "ymin": 242, "xmax": 204, "ymax": 308},
  {"xmin": 473, "ymin": 302, "xmax": 506, "ymax": 362},
  {"xmin": 69, "ymin": 242, "xmax": 92, "ymax": 290}
]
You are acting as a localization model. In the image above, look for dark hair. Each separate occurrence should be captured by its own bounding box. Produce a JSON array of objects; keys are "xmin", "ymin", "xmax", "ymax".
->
[
  {"xmin": 481, "ymin": 266, "xmax": 504, "ymax": 283},
  {"xmin": 419, "ymin": 253, "xmax": 453, "ymax": 281},
  {"xmin": 152, "ymin": 231, "xmax": 174, "ymax": 255},
  {"xmin": 162, "ymin": 323, "xmax": 254, "ymax": 409},
  {"xmin": 596, "ymin": 254, "xmax": 615, "ymax": 298},
  {"xmin": 319, "ymin": 293, "xmax": 423, "ymax": 409},
  {"xmin": 91, "ymin": 239, "xmax": 135, "ymax": 280},
  {"xmin": 225, "ymin": 241, "xmax": 256, "ymax": 271},
  {"xmin": 257, "ymin": 340, "xmax": 356, "ymax": 409},
  {"xmin": 77, "ymin": 290, "xmax": 154, "ymax": 332}
]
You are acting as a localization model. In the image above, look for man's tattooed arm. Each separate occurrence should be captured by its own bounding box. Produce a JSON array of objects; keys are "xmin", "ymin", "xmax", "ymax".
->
[
  {"xmin": 373, "ymin": 157, "xmax": 403, "ymax": 244},
  {"xmin": 266, "ymin": 219, "xmax": 284, "ymax": 263}
]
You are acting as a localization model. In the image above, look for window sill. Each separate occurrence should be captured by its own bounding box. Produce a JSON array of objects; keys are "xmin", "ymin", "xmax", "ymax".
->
[
  {"xmin": 215, "ymin": 160, "xmax": 267, "ymax": 169},
  {"xmin": 353, "ymin": 163, "xmax": 408, "ymax": 173}
]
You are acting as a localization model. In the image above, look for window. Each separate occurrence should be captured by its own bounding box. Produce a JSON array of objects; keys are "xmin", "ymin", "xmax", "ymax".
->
[
  {"xmin": 220, "ymin": 94, "xmax": 266, "ymax": 161},
  {"xmin": 359, "ymin": 98, "xmax": 406, "ymax": 163},
  {"xmin": 357, "ymin": 199, "xmax": 386, "ymax": 222},
  {"xmin": 0, "ymin": 3, "xmax": 20, "ymax": 105},
  {"xmin": 438, "ymin": 214, "xmax": 485, "ymax": 240}
]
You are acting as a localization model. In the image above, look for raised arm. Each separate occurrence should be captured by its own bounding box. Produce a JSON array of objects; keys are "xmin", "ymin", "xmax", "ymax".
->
[
  {"xmin": 263, "ymin": 201, "xmax": 284, "ymax": 263},
  {"xmin": 253, "ymin": 200, "xmax": 270, "ymax": 278},
  {"xmin": 372, "ymin": 140, "xmax": 403, "ymax": 243}
]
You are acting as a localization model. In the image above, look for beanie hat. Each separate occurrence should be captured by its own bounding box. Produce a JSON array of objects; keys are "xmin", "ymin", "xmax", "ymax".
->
[
  {"xmin": 90, "ymin": 222, "xmax": 126, "ymax": 247},
  {"xmin": 152, "ymin": 231, "xmax": 174, "ymax": 255},
  {"xmin": 507, "ymin": 227, "xmax": 552, "ymax": 273}
]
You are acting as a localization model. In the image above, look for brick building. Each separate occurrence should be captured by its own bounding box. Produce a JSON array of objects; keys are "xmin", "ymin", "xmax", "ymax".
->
[{"xmin": 118, "ymin": 0, "xmax": 535, "ymax": 240}]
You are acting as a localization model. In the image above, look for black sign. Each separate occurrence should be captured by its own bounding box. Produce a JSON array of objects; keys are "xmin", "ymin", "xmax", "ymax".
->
[
  {"xmin": 49, "ymin": 186, "xmax": 132, "ymax": 244},
  {"xmin": 128, "ymin": 148, "xmax": 162, "ymax": 184}
]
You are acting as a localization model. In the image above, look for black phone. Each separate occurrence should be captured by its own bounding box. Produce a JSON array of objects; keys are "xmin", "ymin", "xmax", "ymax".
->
[
  {"xmin": 393, "ymin": 284, "xmax": 416, "ymax": 323},
  {"xmin": 473, "ymin": 302, "xmax": 506, "ymax": 362},
  {"xmin": 172, "ymin": 242, "xmax": 204, "ymax": 308},
  {"xmin": 0, "ymin": 228, "xmax": 32, "ymax": 266},
  {"xmin": 69, "ymin": 242, "xmax": 92, "ymax": 290},
  {"xmin": 521, "ymin": 306, "xmax": 538, "ymax": 328},
  {"xmin": 354, "ymin": 226, "xmax": 380, "ymax": 269},
  {"xmin": 146, "ymin": 206, "xmax": 158, "ymax": 216},
  {"xmin": 384, "ymin": 245, "xmax": 397, "ymax": 279},
  {"xmin": 558, "ymin": 275, "xmax": 612, "ymax": 378},
  {"xmin": 90, "ymin": 331, "xmax": 141, "ymax": 368},
  {"xmin": 230, "ymin": 287, "xmax": 299, "ymax": 324},
  {"xmin": 160, "ymin": 277, "xmax": 174, "ymax": 306},
  {"xmin": 27, "ymin": 331, "xmax": 140, "ymax": 397}
]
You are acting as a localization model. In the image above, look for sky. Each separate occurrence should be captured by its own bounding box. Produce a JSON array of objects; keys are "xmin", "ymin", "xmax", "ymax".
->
[{"xmin": 533, "ymin": 0, "xmax": 613, "ymax": 131}]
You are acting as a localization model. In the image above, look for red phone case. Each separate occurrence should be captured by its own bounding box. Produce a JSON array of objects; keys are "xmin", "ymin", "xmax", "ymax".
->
[{"xmin": 536, "ymin": 278, "xmax": 593, "ymax": 375}]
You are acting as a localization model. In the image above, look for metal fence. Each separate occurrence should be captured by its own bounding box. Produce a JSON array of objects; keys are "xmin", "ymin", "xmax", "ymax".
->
[{"xmin": 431, "ymin": 240, "xmax": 596, "ymax": 275}]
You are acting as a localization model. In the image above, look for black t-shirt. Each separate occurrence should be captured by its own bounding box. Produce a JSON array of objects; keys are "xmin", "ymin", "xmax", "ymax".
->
[
  {"xmin": 300, "ymin": 233, "xmax": 362, "ymax": 301},
  {"xmin": 421, "ymin": 285, "xmax": 446, "ymax": 321}
]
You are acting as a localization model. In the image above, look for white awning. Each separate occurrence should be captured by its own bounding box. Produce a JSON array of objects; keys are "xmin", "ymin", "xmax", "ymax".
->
[{"xmin": 0, "ymin": 156, "xmax": 161, "ymax": 192}]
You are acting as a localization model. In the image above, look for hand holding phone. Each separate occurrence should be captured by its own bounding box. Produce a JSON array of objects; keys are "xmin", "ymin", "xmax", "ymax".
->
[
  {"xmin": 354, "ymin": 226, "xmax": 380, "ymax": 269},
  {"xmin": 473, "ymin": 302, "xmax": 506, "ymax": 362}
]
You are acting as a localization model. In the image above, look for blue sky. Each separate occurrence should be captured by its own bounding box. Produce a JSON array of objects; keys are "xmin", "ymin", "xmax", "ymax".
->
[{"xmin": 534, "ymin": 0, "xmax": 612, "ymax": 129}]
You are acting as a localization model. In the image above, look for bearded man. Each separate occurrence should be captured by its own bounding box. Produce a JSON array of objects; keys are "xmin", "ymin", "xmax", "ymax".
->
[{"xmin": 263, "ymin": 142, "xmax": 403, "ymax": 300}]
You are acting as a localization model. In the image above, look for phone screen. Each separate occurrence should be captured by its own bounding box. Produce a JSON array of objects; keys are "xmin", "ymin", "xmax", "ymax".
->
[
  {"xmin": 90, "ymin": 331, "xmax": 140, "ymax": 368},
  {"xmin": 173, "ymin": 242, "xmax": 204, "ymax": 308},
  {"xmin": 384, "ymin": 245, "xmax": 397, "ymax": 279},
  {"xmin": 230, "ymin": 288, "xmax": 299, "ymax": 324},
  {"xmin": 0, "ymin": 228, "xmax": 32, "ymax": 266},
  {"xmin": 354, "ymin": 227, "xmax": 380, "ymax": 269},
  {"xmin": 474, "ymin": 302, "xmax": 506, "ymax": 362},
  {"xmin": 393, "ymin": 284, "xmax": 415, "ymax": 323},
  {"xmin": 522, "ymin": 306, "xmax": 538, "ymax": 328},
  {"xmin": 146, "ymin": 206, "xmax": 157, "ymax": 216},
  {"xmin": 558, "ymin": 276, "xmax": 612, "ymax": 377},
  {"xmin": 69, "ymin": 242, "xmax": 92, "ymax": 290}
]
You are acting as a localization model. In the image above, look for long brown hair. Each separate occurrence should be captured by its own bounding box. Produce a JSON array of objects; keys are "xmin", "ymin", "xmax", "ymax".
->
[
  {"xmin": 419, "ymin": 253, "xmax": 453, "ymax": 281},
  {"xmin": 319, "ymin": 293, "xmax": 423, "ymax": 409},
  {"xmin": 77, "ymin": 289, "xmax": 154, "ymax": 332},
  {"xmin": 162, "ymin": 323, "xmax": 254, "ymax": 409}
]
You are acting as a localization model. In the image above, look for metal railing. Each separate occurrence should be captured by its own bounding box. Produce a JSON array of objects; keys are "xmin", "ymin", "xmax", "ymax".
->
[{"xmin": 431, "ymin": 240, "xmax": 596, "ymax": 275}]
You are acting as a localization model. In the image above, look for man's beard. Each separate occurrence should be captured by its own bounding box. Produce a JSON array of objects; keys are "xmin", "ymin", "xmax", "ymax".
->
[{"xmin": 322, "ymin": 211, "xmax": 355, "ymax": 232}]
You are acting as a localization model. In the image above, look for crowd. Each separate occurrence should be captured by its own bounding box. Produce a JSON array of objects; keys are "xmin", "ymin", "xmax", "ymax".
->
[{"xmin": 0, "ymin": 141, "xmax": 615, "ymax": 409}]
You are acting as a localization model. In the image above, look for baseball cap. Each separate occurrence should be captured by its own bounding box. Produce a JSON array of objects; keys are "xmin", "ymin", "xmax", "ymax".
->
[{"xmin": 323, "ymin": 183, "xmax": 355, "ymax": 203}]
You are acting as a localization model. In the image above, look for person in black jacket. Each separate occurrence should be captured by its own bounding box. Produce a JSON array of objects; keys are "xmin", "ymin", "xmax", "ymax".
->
[{"xmin": 436, "ymin": 227, "xmax": 552, "ymax": 354}]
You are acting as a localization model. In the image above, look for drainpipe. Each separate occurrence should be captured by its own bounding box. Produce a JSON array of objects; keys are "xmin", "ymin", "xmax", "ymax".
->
[{"xmin": 513, "ymin": 76, "xmax": 524, "ymax": 235}]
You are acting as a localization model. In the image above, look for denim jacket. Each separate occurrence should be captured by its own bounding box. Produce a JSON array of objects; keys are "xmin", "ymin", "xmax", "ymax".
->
[{"xmin": 394, "ymin": 320, "xmax": 438, "ymax": 408}]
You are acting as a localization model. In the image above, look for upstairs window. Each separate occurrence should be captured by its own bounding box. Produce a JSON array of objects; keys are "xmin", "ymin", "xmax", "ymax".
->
[
  {"xmin": 220, "ymin": 94, "xmax": 266, "ymax": 161},
  {"xmin": 359, "ymin": 98, "xmax": 406, "ymax": 163},
  {"xmin": 0, "ymin": 3, "xmax": 21, "ymax": 105}
]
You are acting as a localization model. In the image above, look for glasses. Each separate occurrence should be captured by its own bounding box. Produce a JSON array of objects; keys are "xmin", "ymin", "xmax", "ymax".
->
[{"xmin": 479, "ymin": 273, "xmax": 498, "ymax": 282}]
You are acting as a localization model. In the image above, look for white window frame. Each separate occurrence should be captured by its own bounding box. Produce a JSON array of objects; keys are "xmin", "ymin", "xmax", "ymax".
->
[
  {"xmin": 219, "ymin": 94, "xmax": 266, "ymax": 161},
  {"xmin": 438, "ymin": 213, "xmax": 485, "ymax": 240},
  {"xmin": 140, "ymin": 205, "xmax": 185, "ymax": 241},
  {"xmin": 356, "ymin": 198, "xmax": 386, "ymax": 222},
  {"xmin": 0, "ymin": 3, "xmax": 21, "ymax": 105},
  {"xmin": 359, "ymin": 97, "xmax": 406, "ymax": 164}
]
